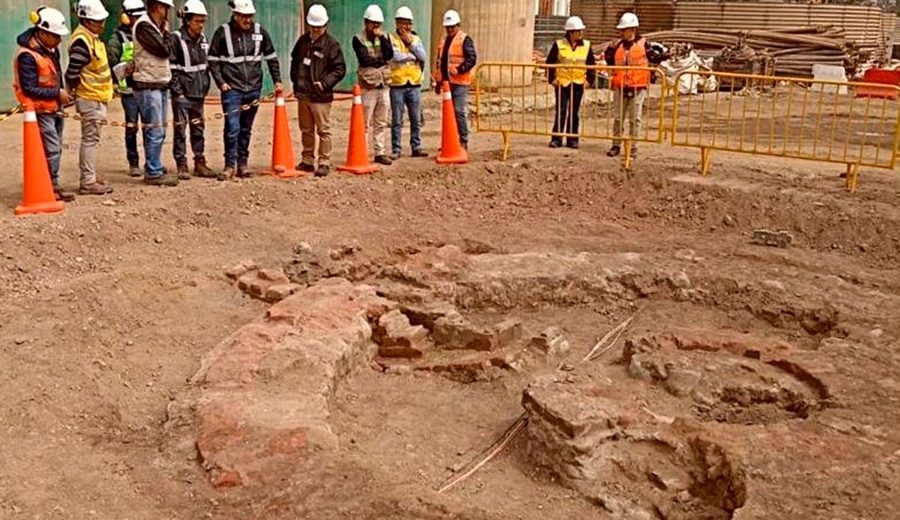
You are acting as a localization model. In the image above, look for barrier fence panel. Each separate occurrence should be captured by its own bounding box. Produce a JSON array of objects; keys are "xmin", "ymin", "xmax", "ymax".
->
[
  {"xmin": 671, "ymin": 71, "xmax": 900, "ymax": 192},
  {"xmin": 474, "ymin": 62, "xmax": 669, "ymax": 168}
]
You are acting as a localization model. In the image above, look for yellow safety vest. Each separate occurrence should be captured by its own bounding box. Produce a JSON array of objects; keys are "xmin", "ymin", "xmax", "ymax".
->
[
  {"xmin": 389, "ymin": 33, "xmax": 424, "ymax": 87},
  {"xmin": 69, "ymin": 25, "xmax": 113, "ymax": 103},
  {"xmin": 555, "ymin": 39, "xmax": 591, "ymax": 87}
]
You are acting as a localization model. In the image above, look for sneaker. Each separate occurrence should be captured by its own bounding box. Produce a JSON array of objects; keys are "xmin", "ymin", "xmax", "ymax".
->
[
  {"xmin": 236, "ymin": 165, "xmax": 254, "ymax": 178},
  {"xmin": 176, "ymin": 163, "xmax": 192, "ymax": 180},
  {"xmin": 218, "ymin": 166, "xmax": 235, "ymax": 182},
  {"xmin": 53, "ymin": 185, "xmax": 76, "ymax": 202},
  {"xmin": 374, "ymin": 155, "xmax": 393, "ymax": 166},
  {"xmin": 412, "ymin": 149, "xmax": 429, "ymax": 158},
  {"xmin": 144, "ymin": 174, "xmax": 179, "ymax": 187},
  {"xmin": 315, "ymin": 164, "xmax": 331, "ymax": 178},
  {"xmin": 549, "ymin": 140, "xmax": 562, "ymax": 148},
  {"xmin": 296, "ymin": 162, "xmax": 315, "ymax": 173},
  {"xmin": 607, "ymin": 146, "xmax": 621, "ymax": 157},
  {"xmin": 194, "ymin": 160, "xmax": 218, "ymax": 178},
  {"xmin": 128, "ymin": 165, "xmax": 142, "ymax": 177},
  {"xmin": 79, "ymin": 182, "xmax": 114, "ymax": 195},
  {"xmin": 566, "ymin": 141, "xmax": 580, "ymax": 150},
  {"xmin": 390, "ymin": 151, "xmax": 401, "ymax": 161}
]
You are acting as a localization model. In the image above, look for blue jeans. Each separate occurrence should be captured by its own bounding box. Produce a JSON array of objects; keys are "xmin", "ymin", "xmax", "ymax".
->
[
  {"xmin": 222, "ymin": 88, "xmax": 261, "ymax": 168},
  {"xmin": 36, "ymin": 113, "xmax": 63, "ymax": 185},
  {"xmin": 134, "ymin": 89, "xmax": 168, "ymax": 178},
  {"xmin": 390, "ymin": 85, "xmax": 423, "ymax": 155},
  {"xmin": 450, "ymin": 84, "xmax": 469, "ymax": 146},
  {"xmin": 121, "ymin": 94, "xmax": 141, "ymax": 166}
]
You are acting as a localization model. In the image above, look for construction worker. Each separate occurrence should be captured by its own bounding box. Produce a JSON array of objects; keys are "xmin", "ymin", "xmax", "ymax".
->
[
  {"xmin": 15, "ymin": 7, "xmax": 74, "ymax": 202},
  {"xmin": 353, "ymin": 5, "xmax": 394, "ymax": 166},
  {"xmin": 66, "ymin": 0, "xmax": 115, "ymax": 195},
  {"xmin": 170, "ymin": 0, "xmax": 216, "ymax": 180},
  {"xmin": 290, "ymin": 4, "xmax": 346, "ymax": 178},
  {"xmin": 107, "ymin": 0, "xmax": 146, "ymax": 178},
  {"xmin": 546, "ymin": 16, "xmax": 596, "ymax": 150},
  {"xmin": 389, "ymin": 6, "xmax": 428, "ymax": 160},
  {"xmin": 604, "ymin": 12, "xmax": 664, "ymax": 159},
  {"xmin": 433, "ymin": 10, "xmax": 476, "ymax": 150},
  {"xmin": 209, "ymin": 0, "xmax": 282, "ymax": 179},
  {"xmin": 133, "ymin": 0, "xmax": 177, "ymax": 186}
]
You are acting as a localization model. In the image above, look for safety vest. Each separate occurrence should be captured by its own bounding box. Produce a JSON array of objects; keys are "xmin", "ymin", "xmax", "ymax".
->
[
  {"xmin": 357, "ymin": 31, "xmax": 390, "ymax": 89},
  {"xmin": 69, "ymin": 25, "xmax": 113, "ymax": 103},
  {"xmin": 434, "ymin": 31, "xmax": 473, "ymax": 86},
  {"xmin": 132, "ymin": 14, "xmax": 172, "ymax": 85},
  {"xmin": 13, "ymin": 42, "xmax": 59, "ymax": 113},
  {"xmin": 554, "ymin": 38, "xmax": 591, "ymax": 87},
  {"xmin": 216, "ymin": 22, "xmax": 267, "ymax": 64},
  {"xmin": 114, "ymin": 28, "xmax": 134, "ymax": 93},
  {"xmin": 389, "ymin": 33, "xmax": 424, "ymax": 87},
  {"xmin": 611, "ymin": 38, "xmax": 650, "ymax": 89},
  {"xmin": 170, "ymin": 31, "xmax": 209, "ymax": 74}
]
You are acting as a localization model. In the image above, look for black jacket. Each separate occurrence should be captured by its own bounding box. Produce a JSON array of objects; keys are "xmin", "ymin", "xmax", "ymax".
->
[
  {"xmin": 290, "ymin": 32, "xmax": 346, "ymax": 103},
  {"xmin": 133, "ymin": 17, "xmax": 172, "ymax": 90},
  {"xmin": 208, "ymin": 19, "xmax": 281, "ymax": 93},
  {"xmin": 16, "ymin": 29, "xmax": 64, "ymax": 102},
  {"xmin": 169, "ymin": 26, "xmax": 211, "ymax": 99}
]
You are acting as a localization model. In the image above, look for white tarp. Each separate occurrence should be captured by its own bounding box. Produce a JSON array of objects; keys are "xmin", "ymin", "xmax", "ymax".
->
[{"xmin": 660, "ymin": 52, "xmax": 718, "ymax": 95}]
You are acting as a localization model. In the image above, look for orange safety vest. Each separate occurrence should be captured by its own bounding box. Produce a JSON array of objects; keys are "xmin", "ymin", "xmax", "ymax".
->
[
  {"xmin": 433, "ymin": 31, "xmax": 473, "ymax": 86},
  {"xmin": 13, "ymin": 41, "xmax": 60, "ymax": 113},
  {"xmin": 611, "ymin": 38, "xmax": 650, "ymax": 89}
]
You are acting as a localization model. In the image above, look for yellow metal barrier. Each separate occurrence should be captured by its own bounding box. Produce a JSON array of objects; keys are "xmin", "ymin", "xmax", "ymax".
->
[
  {"xmin": 671, "ymin": 71, "xmax": 900, "ymax": 192},
  {"xmin": 474, "ymin": 62, "xmax": 669, "ymax": 169}
]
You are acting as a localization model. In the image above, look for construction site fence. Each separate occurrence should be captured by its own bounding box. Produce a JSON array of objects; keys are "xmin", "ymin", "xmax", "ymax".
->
[{"xmin": 474, "ymin": 63, "xmax": 900, "ymax": 192}]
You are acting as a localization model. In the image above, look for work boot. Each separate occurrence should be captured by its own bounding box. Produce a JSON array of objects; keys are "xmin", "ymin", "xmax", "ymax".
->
[
  {"xmin": 218, "ymin": 166, "xmax": 235, "ymax": 181},
  {"xmin": 53, "ymin": 184, "xmax": 76, "ymax": 202},
  {"xmin": 144, "ymin": 174, "xmax": 179, "ymax": 187},
  {"xmin": 128, "ymin": 164, "xmax": 142, "ymax": 177},
  {"xmin": 79, "ymin": 181, "xmax": 114, "ymax": 195},
  {"xmin": 374, "ymin": 155, "xmax": 393, "ymax": 166},
  {"xmin": 390, "ymin": 151, "xmax": 401, "ymax": 161},
  {"xmin": 296, "ymin": 162, "xmax": 315, "ymax": 173},
  {"xmin": 566, "ymin": 140, "xmax": 579, "ymax": 150},
  {"xmin": 193, "ymin": 159, "xmax": 217, "ymax": 178},
  {"xmin": 630, "ymin": 147, "xmax": 638, "ymax": 159},
  {"xmin": 236, "ymin": 165, "xmax": 255, "ymax": 178},
  {"xmin": 549, "ymin": 139, "xmax": 562, "ymax": 148},
  {"xmin": 412, "ymin": 149, "xmax": 429, "ymax": 158},
  {"xmin": 176, "ymin": 163, "xmax": 192, "ymax": 180},
  {"xmin": 607, "ymin": 146, "xmax": 621, "ymax": 157},
  {"xmin": 315, "ymin": 164, "xmax": 331, "ymax": 178}
]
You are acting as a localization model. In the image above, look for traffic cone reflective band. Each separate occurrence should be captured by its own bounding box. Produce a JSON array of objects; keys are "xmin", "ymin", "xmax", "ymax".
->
[
  {"xmin": 265, "ymin": 94, "xmax": 303, "ymax": 178},
  {"xmin": 15, "ymin": 103, "xmax": 64, "ymax": 216},
  {"xmin": 436, "ymin": 81, "xmax": 468, "ymax": 165},
  {"xmin": 338, "ymin": 85, "xmax": 379, "ymax": 175}
]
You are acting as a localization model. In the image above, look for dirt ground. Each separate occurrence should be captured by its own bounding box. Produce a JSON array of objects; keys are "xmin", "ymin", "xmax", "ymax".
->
[{"xmin": 1, "ymin": 92, "xmax": 900, "ymax": 520}]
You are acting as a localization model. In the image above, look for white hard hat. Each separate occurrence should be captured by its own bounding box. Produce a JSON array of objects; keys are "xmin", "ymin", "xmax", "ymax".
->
[
  {"xmin": 150, "ymin": 0, "xmax": 175, "ymax": 7},
  {"xmin": 230, "ymin": 0, "xmax": 255, "ymax": 15},
  {"xmin": 363, "ymin": 5, "xmax": 384, "ymax": 23},
  {"xmin": 395, "ymin": 6, "xmax": 413, "ymax": 21},
  {"xmin": 123, "ymin": 0, "xmax": 146, "ymax": 14},
  {"xmin": 182, "ymin": 0, "xmax": 207, "ymax": 15},
  {"xmin": 565, "ymin": 16, "xmax": 586, "ymax": 32},
  {"xmin": 617, "ymin": 12, "xmax": 639, "ymax": 30},
  {"xmin": 31, "ymin": 7, "xmax": 69, "ymax": 36},
  {"xmin": 442, "ymin": 9, "xmax": 460, "ymax": 27},
  {"xmin": 76, "ymin": 0, "xmax": 110, "ymax": 21},
  {"xmin": 307, "ymin": 4, "xmax": 328, "ymax": 27}
]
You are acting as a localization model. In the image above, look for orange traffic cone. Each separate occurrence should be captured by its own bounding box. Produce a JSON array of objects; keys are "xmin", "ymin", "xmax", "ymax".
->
[
  {"xmin": 264, "ymin": 93, "xmax": 303, "ymax": 178},
  {"xmin": 15, "ymin": 103, "xmax": 64, "ymax": 216},
  {"xmin": 338, "ymin": 85, "xmax": 379, "ymax": 175},
  {"xmin": 436, "ymin": 81, "xmax": 468, "ymax": 165}
]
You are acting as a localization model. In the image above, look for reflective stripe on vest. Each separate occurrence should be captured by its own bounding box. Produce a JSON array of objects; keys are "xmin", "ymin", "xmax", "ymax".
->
[
  {"xmin": 170, "ymin": 31, "xmax": 209, "ymax": 73},
  {"xmin": 13, "ymin": 43, "xmax": 60, "ymax": 112},
  {"xmin": 554, "ymin": 39, "xmax": 591, "ymax": 86},
  {"xmin": 389, "ymin": 33, "xmax": 423, "ymax": 87},
  {"xmin": 210, "ymin": 23, "xmax": 276, "ymax": 64},
  {"xmin": 434, "ymin": 31, "xmax": 472, "ymax": 86},
  {"xmin": 357, "ymin": 31, "xmax": 390, "ymax": 88},
  {"xmin": 611, "ymin": 38, "xmax": 650, "ymax": 89},
  {"xmin": 70, "ymin": 25, "xmax": 113, "ymax": 103},
  {"xmin": 116, "ymin": 29, "xmax": 135, "ymax": 93}
]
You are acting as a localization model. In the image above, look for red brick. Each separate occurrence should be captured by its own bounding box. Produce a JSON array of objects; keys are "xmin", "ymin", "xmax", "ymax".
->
[
  {"xmin": 264, "ymin": 283, "xmax": 301, "ymax": 303},
  {"xmin": 258, "ymin": 268, "xmax": 290, "ymax": 284},
  {"xmin": 226, "ymin": 260, "xmax": 258, "ymax": 280}
]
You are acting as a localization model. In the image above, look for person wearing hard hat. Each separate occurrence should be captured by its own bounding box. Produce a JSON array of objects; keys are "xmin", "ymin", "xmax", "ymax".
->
[
  {"xmin": 388, "ymin": 6, "xmax": 428, "ymax": 160},
  {"xmin": 433, "ymin": 9, "xmax": 476, "ymax": 150},
  {"xmin": 170, "ymin": 0, "xmax": 217, "ymax": 180},
  {"xmin": 209, "ymin": 0, "xmax": 283, "ymax": 179},
  {"xmin": 107, "ymin": 0, "xmax": 147, "ymax": 178},
  {"xmin": 65, "ymin": 0, "xmax": 115, "ymax": 195},
  {"xmin": 15, "ymin": 7, "xmax": 75, "ymax": 202},
  {"xmin": 546, "ymin": 16, "xmax": 596, "ymax": 150},
  {"xmin": 290, "ymin": 4, "xmax": 346, "ymax": 178},
  {"xmin": 604, "ymin": 12, "xmax": 664, "ymax": 159},
  {"xmin": 352, "ymin": 5, "xmax": 395, "ymax": 166},
  {"xmin": 132, "ymin": 0, "xmax": 179, "ymax": 186}
]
